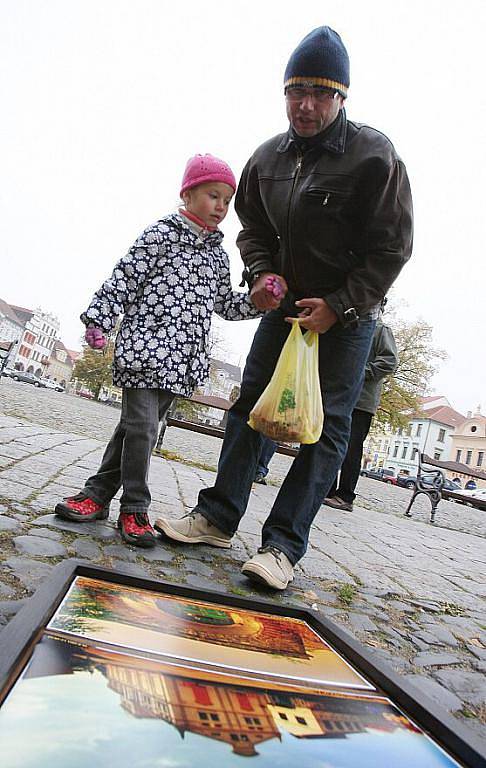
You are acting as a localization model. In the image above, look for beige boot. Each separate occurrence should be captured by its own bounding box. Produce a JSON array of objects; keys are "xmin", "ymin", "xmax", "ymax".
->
[
  {"xmin": 154, "ymin": 512, "xmax": 232, "ymax": 548},
  {"xmin": 242, "ymin": 546, "xmax": 294, "ymax": 590}
]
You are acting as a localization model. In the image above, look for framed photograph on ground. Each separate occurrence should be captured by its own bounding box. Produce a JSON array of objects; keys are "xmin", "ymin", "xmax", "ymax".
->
[{"xmin": 0, "ymin": 561, "xmax": 484, "ymax": 768}]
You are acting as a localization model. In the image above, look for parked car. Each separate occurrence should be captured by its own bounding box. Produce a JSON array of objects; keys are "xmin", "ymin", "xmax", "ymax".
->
[
  {"xmin": 41, "ymin": 379, "xmax": 65, "ymax": 392},
  {"xmin": 360, "ymin": 467, "xmax": 397, "ymax": 484},
  {"xmin": 10, "ymin": 371, "xmax": 47, "ymax": 387},
  {"xmin": 1, "ymin": 367, "xmax": 16, "ymax": 378},
  {"xmin": 449, "ymin": 487, "xmax": 486, "ymax": 510},
  {"xmin": 397, "ymin": 474, "xmax": 460, "ymax": 491},
  {"xmin": 396, "ymin": 474, "xmax": 418, "ymax": 489}
]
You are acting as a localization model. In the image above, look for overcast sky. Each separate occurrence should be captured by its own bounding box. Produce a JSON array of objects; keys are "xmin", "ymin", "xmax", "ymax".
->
[{"xmin": 1, "ymin": 0, "xmax": 485, "ymax": 415}]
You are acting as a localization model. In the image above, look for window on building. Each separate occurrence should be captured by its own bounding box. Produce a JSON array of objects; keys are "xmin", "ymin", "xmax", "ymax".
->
[
  {"xmin": 456, "ymin": 450, "xmax": 462, "ymax": 463},
  {"xmin": 401, "ymin": 446, "xmax": 407, "ymax": 459},
  {"xmin": 466, "ymin": 450, "xmax": 472, "ymax": 465},
  {"xmin": 406, "ymin": 424, "xmax": 412, "ymax": 436},
  {"xmin": 416, "ymin": 424, "xmax": 423, "ymax": 437},
  {"xmin": 296, "ymin": 716, "xmax": 307, "ymax": 725},
  {"xmin": 478, "ymin": 452, "xmax": 484, "ymax": 468},
  {"xmin": 434, "ymin": 451, "xmax": 441, "ymax": 460},
  {"xmin": 397, "ymin": 427, "xmax": 403, "ymax": 436},
  {"xmin": 393, "ymin": 444, "xmax": 399, "ymax": 457},
  {"xmin": 411, "ymin": 447, "xmax": 418, "ymax": 460},
  {"xmin": 438, "ymin": 429, "xmax": 446, "ymax": 442}
]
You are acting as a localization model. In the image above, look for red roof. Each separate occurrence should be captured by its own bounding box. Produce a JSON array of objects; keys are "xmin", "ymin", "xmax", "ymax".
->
[{"xmin": 418, "ymin": 405, "xmax": 466, "ymax": 428}]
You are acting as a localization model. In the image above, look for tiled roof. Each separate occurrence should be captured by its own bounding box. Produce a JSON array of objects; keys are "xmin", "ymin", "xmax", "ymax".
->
[
  {"xmin": 9, "ymin": 304, "xmax": 34, "ymax": 325},
  {"xmin": 417, "ymin": 405, "xmax": 466, "ymax": 428},
  {"xmin": 423, "ymin": 454, "xmax": 486, "ymax": 481},
  {"xmin": 0, "ymin": 298, "xmax": 24, "ymax": 328}
]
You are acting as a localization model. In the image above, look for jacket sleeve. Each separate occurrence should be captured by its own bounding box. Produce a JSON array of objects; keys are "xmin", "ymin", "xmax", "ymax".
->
[
  {"xmin": 235, "ymin": 158, "xmax": 280, "ymax": 284},
  {"xmin": 325, "ymin": 158, "xmax": 413, "ymax": 323},
  {"xmin": 80, "ymin": 226, "xmax": 163, "ymax": 332},
  {"xmin": 213, "ymin": 249, "xmax": 264, "ymax": 321},
  {"xmin": 365, "ymin": 323, "xmax": 398, "ymax": 383}
]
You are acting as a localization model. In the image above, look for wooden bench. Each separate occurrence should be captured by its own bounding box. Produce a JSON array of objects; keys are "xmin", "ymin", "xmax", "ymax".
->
[{"xmin": 157, "ymin": 393, "xmax": 298, "ymax": 457}]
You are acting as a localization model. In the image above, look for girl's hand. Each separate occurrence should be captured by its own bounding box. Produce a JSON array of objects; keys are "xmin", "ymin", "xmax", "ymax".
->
[
  {"xmin": 264, "ymin": 275, "xmax": 286, "ymax": 300},
  {"xmin": 250, "ymin": 273, "xmax": 288, "ymax": 310},
  {"xmin": 85, "ymin": 326, "xmax": 107, "ymax": 350}
]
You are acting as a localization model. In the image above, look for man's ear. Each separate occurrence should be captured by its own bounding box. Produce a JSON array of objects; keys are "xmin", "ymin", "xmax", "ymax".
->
[{"xmin": 182, "ymin": 190, "xmax": 191, "ymax": 206}]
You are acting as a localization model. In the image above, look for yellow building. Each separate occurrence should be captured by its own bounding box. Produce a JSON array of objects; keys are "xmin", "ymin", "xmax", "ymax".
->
[{"xmin": 449, "ymin": 409, "xmax": 486, "ymax": 488}]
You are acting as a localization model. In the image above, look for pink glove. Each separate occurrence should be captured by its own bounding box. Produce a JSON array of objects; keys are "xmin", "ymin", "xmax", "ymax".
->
[
  {"xmin": 264, "ymin": 275, "xmax": 285, "ymax": 300},
  {"xmin": 85, "ymin": 326, "xmax": 107, "ymax": 350}
]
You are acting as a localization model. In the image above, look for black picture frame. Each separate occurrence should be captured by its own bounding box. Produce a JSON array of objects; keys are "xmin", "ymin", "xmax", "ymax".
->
[{"xmin": 0, "ymin": 559, "xmax": 484, "ymax": 767}]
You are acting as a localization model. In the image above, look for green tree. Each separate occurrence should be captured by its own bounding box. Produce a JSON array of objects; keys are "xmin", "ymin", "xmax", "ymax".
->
[
  {"xmin": 73, "ymin": 341, "xmax": 114, "ymax": 399},
  {"xmin": 375, "ymin": 319, "xmax": 447, "ymax": 430}
]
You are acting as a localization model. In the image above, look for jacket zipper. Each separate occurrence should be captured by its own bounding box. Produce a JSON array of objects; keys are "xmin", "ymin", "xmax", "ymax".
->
[{"xmin": 286, "ymin": 151, "xmax": 303, "ymax": 292}]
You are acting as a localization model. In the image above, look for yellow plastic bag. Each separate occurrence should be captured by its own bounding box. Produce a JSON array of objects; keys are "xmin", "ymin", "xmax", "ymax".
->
[{"xmin": 248, "ymin": 320, "xmax": 324, "ymax": 444}]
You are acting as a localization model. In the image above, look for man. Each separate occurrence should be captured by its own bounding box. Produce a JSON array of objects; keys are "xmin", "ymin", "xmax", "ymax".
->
[
  {"xmin": 324, "ymin": 313, "xmax": 398, "ymax": 512},
  {"xmin": 155, "ymin": 26, "xmax": 413, "ymax": 589}
]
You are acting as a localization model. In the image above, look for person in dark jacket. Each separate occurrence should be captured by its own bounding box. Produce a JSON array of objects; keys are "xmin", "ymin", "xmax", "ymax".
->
[
  {"xmin": 324, "ymin": 316, "xmax": 398, "ymax": 512},
  {"xmin": 155, "ymin": 26, "xmax": 413, "ymax": 589}
]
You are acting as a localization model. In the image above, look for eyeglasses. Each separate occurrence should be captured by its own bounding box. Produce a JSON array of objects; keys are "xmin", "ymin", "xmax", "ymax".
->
[{"xmin": 285, "ymin": 87, "xmax": 338, "ymax": 103}]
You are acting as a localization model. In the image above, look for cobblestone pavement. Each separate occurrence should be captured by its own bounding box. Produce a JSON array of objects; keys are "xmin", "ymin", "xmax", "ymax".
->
[{"xmin": 1, "ymin": 378, "xmax": 486, "ymax": 745}]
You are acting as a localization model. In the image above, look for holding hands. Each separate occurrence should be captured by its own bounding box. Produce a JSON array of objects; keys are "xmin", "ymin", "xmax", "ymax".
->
[
  {"xmin": 85, "ymin": 326, "xmax": 107, "ymax": 350},
  {"xmin": 250, "ymin": 272, "xmax": 288, "ymax": 311}
]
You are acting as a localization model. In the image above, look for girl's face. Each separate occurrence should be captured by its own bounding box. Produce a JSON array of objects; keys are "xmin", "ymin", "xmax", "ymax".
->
[{"xmin": 182, "ymin": 182, "xmax": 234, "ymax": 228}]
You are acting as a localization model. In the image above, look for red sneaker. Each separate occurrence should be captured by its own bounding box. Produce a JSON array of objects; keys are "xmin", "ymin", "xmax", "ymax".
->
[
  {"xmin": 118, "ymin": 512, "xmax": 156, "ymax": 548},
  {"xmin": 55, "ymin": 492, "xmax": 110, "ymax": 522}
]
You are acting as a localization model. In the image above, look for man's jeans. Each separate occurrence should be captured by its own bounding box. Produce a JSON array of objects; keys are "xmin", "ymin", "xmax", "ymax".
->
[
  {"xmin": 84, "ymin": 388, "xmax": 174, "ymax": 513},
  {"xmin": 328, "ymin": 408, "xmax": 373, "ymax": 503},
  {"xmin": 194, "ymin": 309, "xmax": 376, "ymax": 565}
]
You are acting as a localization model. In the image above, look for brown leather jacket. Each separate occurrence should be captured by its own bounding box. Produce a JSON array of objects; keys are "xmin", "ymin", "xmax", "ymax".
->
[{"xmin": 236, "ymin": 109, "xmax": 413, "ymax": 324}]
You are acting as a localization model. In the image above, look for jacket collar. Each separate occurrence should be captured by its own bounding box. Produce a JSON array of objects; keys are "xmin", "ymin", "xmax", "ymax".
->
[
  {"xmin": 167, "ymin": 212, "xmax": 224, "ymax": 245},
  {"xmin": 277, "ymin": 108, "xmax": 347, "ymax": 155}
]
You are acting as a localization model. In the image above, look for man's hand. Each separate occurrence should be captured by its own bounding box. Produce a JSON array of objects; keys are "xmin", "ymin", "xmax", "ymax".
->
[
  {"xmin": 286, "ymin": 298, "xmax": 338, "ymax": 333},
  {"xmin": 85, "ymin": 326, "xmax": 107, "ymax": 350},
  {"xmin": 250, "ymin": 272, "xmax": 288, "ymax": 311}
]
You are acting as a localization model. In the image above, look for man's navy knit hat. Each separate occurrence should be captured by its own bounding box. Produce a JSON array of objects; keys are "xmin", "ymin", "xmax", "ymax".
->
[{"xmin": 284, "ymin": 26, "xmax": 350, "ymax": 97}]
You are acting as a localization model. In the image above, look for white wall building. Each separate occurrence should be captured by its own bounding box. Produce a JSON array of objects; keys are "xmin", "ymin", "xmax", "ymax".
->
[
  {"xmin": 10, "ymin": 305, "xmax": 60, "ymax": 377},
  {"xmin": 385, "ymin": 397, "xmax": 465, "ymax": 475},
  {"xmin": 0, "ymin": 299, "xmax": 24, "ymax": 366}
]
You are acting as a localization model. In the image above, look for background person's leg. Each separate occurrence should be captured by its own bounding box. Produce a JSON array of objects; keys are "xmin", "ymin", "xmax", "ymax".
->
[
  {"xmin": 255, "ymin": 437, "xmax": 278, "ymax": 483},
  {"xmin": 335, "ymin": 409, "xmax": 373, "ymax": 503}
]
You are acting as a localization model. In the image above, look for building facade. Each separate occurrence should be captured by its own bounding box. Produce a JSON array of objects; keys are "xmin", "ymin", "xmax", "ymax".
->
[
  {"xmin": 448, "ymin": 409, "xmax": 486, "ymax": 486},
  {"xmin": 0, "ymin": 298, "xmax": 24, "ymax": 366},
  {"xmin": 9, "ymin": 305, "xmax": 60, "ymax": 377},
  {"xmin": 45, "ymin": 340, "xmax": 75, "ymax": 387}
]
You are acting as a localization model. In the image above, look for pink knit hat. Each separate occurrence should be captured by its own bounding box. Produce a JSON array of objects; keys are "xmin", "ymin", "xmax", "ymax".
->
[{"xmin": 180, "ymin": 153, "xmax": 236, "ymax": 196}]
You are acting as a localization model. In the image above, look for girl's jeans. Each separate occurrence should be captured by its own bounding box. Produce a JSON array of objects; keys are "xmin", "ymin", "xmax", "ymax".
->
[
  {"xmin": 84, "ymin": 388, "xmax": 174, "ymax": 514},
  {"xmin": 193, "ymin": 308, "xmax": 376, "ymax": 565}
]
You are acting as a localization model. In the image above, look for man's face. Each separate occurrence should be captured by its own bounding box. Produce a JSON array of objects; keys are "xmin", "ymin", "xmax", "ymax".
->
[{"xmin": 285, "ymin": 87, "xmax": 344, "ymax": 137}]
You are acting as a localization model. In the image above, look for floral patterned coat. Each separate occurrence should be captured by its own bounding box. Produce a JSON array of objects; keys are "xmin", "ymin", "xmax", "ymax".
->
[{"xmin": 81, "ymin": 213, "xmax": 261, "ymax": 395}]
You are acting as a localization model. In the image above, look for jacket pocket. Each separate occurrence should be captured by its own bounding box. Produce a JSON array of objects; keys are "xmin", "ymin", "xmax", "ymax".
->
[{"xmin": 305, "ymin": 186, "xmax": 352, "ymax": 207}]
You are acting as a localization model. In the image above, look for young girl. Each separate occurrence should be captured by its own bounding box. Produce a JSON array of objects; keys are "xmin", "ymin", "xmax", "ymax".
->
[{"xmin": 55, "ymin": 154, "xmax": 264, "ymax": 548}]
